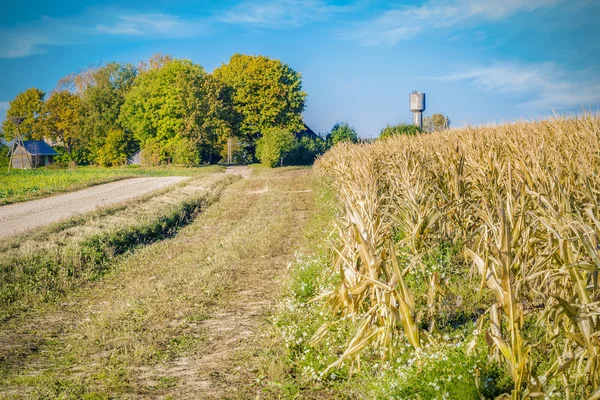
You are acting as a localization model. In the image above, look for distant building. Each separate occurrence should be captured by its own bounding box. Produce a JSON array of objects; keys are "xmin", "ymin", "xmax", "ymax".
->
[
  {"xmin": 9, "ymin": 140, "xmax": 58, "ymax": 169},
  {"xmin": 127, "ymin": 150, "xmax": 143, "ymax": 165},
  {"xmin": 295, "ymin": 124, "xmax": 321, "ymax": 140}
]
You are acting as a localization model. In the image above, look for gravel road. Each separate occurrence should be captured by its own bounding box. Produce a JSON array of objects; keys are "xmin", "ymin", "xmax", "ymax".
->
[{"xmin": 0, "ymin": 177, "xmax": 189, "ymax": 239}]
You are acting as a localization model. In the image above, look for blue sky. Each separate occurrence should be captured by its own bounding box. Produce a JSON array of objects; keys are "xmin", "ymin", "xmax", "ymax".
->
[{"xmin": 0, "ymin": 0, "xmax": 598, "ymax": 137}]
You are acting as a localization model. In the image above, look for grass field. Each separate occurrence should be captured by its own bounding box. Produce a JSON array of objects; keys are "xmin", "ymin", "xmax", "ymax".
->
[{"xmin": 0, "ymin": 165, "xmax": 224, "ymax": 205}]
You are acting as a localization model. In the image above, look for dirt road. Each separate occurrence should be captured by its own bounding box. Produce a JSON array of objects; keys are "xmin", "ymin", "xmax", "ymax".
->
[
  {"xmin": 0, "ymin": 168, "xmax": 314, "ymax": 399},
  {"xmin": 0, "ymin": 176, "xmax": 189, "ymax": 239}
]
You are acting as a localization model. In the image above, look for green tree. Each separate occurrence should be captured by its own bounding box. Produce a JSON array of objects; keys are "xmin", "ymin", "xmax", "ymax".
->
[
  {"xmin": 0, "ymin": 143, "xmax": 9, "ymax": 168},
  {"xmin": 423, "ymin": 113, "xmax": 450, "ymax": 132},
  {"xmin": 80, "ymin": 62, "xmax": 137, "ymax": 164},
  {"xmin": 284, "ymin": 135, "xmax": 327, "ymax": 165},
  {"xmin": 380, "ymin": 123, "xmax": 422, "ymax": 139},
  {"xmin": 39, "ymin": 91, "xmax": 82, "ymax": 156},
  {"xmin": 198, "ymin": 74, "xmax": 241, "ymax": 163},
  {"xmin": 256, "ymin": 128, "xmax": 295, "ymax": 167},
  {"xmin": 213, "ymin": 54, "xmax": 307, "ymax": 143},
  {"xmin": 96, "ymin": 128, "xmax": 129, "ymax": 167},
  {"xmin": 328, "ymin": 122, "xmax": 358, "ymax": 145},
  {"xmin": 2, "ymin": 88, "xmax": 45, "ymax": 140},
  {"xmin": 120, "ymin": 58, "xmax": 206, "ymax": 164},
  {"xmin": 171, "ymin": 137, "xmax": 200, "ymax": 166}
]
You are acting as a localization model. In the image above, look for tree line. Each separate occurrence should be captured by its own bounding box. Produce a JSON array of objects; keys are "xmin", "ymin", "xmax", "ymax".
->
[
  {"xmin": 0, "ymin": 53, "xmax": 332, "ymax": 167},
  {"xmin": 0, "ymin": 51, "xmax": 450, "ymax": 169}
]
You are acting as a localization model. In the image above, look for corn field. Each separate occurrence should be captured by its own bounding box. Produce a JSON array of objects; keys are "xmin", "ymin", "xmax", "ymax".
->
[{"xmin": 314, "ymin": 114, "xmax": 600, "ymax": 399}]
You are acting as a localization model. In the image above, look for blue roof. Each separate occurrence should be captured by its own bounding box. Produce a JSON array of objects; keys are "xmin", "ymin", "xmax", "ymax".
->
[{"xmin": 14, "ymin": 140, "xmax": 58, "ymax": 155}]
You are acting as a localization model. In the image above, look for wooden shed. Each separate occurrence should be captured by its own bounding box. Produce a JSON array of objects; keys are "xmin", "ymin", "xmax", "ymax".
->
[{"xmin": 9, "ymin": 140, "xmax": 58, "ymax": 169}]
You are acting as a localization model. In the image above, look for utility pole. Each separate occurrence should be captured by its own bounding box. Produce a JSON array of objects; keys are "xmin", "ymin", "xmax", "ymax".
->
[{"xmin": 227, "ymin": 136, "xmax": 233, "ymax": 164}]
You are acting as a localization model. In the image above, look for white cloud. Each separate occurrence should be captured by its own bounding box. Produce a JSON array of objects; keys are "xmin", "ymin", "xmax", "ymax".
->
[
  {"xmin": 0, "ymin": 0, "xmax": 345, "ymax": 59},
  {"xmin": 349, "ymin": 0, "xmax": 562, "ymax": 47},
  {"xmin": 439, "ymin": 61, "xmax": 600, "ymax": 110},
  {"xmin": 0, "ymin": 101, "xmax": 9, "ymax": 111},
  {"xmin": 94, "ymin": 13, "xmax": 206, "ymax": 37},
  {"xmin": 0, "ymin": 15, "xmax": 82, "ymax": 58},
  {"xmin": 222, "ymin": 0, "xmax": 352, "ymax": 29},
  {"xmin": 0, "ymin": 10, "xmax": 211, "ymax": 59}
]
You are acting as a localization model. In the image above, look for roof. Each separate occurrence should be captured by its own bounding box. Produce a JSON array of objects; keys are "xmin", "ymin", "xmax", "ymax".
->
[
  {"xmin": 295, "ymin": 123, "xmax": 320, "ymax": 140},
  {"xmin": 12, "ymin": 140, "xmax": 58, "ymax": 156}
]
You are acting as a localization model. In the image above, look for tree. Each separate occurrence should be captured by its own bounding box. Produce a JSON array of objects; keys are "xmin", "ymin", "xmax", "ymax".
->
[
  {"xmin": 138, "ymin": 52, "xmax": 174, "ymax": 72},
  {"xmin": 256, "ymin": 128, "xmax": 296, "ymax": 167},
  {"xmin": 198, "ymin": 74, "xmax": 241, "ymax": 163},
  {"xmin": 423, "ymin": 113, "xmax": 450, "ymax": 133},
  {"xmin": 80, "ymin": 62, "xmax": 138, "ymax": 164},
  {"xmin": 284, "ymin": 134, "xmax": 327, "ymax": 165},
  {"xmin": 39, "ymin": 91, "xmax": 82, "ymax": 156},
  {"xmin": 380, "ymin": 123, "xmax": 422, "ymax": 139},
  {"xmin": 120, "ymin": 58, "xmax": 206, "ymax": 164},
  {"xmin": 96, "ymin": 128, "xmax": 129, "ymax": 167},
  {"xmin": 213, "ymin": 54, "xmax": 307, "ymax": 142},
  {"xmin": 0, "ymin": 143, "xmax": 9, "ymax": 168},
  {"xmin": 328, "ymin": 122, "xmax": 358, "ymax": 145},
  {"xmin": 2, "ymin": 88, "xmax": 45, "ymax": 140}
]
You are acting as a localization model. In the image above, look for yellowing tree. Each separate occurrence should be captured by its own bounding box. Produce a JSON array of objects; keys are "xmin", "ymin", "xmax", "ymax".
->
[
  {"xmin": 213, "ymin": 54, "xmax": 307, "ymax": 142},
  {"xmin": 2, "ymin": 88, "xmax": 45, "ymax": 140},
  {"xmin": 40, "ymin": 91, "xmax": 82, "ymax": 155},
  {"xmin": 423, "ymin": 113, "xmax": 450, "ymax": 132}
]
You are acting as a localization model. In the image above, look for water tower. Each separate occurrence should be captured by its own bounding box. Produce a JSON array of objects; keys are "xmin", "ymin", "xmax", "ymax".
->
[{"xmin": 410, "ymin": 91, "xmax": 426, "ymax": 129}]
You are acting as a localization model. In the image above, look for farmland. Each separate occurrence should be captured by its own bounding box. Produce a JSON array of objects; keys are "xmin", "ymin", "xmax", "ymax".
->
[
  {"xmin": 268, "ymin": 114, "xmax": 600, "ymax": 398},
  {"xmin": 1, "ymin": 115, "xmax": 599, "ymax": 399},
  {"xmin": 0, "ymin": 165, "xmax": 223, "ymax": 205}
]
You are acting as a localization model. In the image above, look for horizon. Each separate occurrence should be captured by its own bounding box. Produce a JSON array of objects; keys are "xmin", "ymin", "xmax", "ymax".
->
[{"xmin": 1, "ymin": 0, "xmax": 599, "ymax": 137}]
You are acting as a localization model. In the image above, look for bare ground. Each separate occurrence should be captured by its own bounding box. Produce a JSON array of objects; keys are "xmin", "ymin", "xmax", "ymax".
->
[
  {"xmin": 0, "ymin": 177, "xmax": 189, "ymax": 239},
  {"xmin": 0, "ymin": 167, "xmax": 314, "ymax": 399}
]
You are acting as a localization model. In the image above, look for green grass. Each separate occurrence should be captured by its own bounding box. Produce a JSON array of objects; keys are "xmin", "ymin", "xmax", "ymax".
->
[{"xmin": 0, "ymin": 164, "xmax": 224, "ymax": 205}]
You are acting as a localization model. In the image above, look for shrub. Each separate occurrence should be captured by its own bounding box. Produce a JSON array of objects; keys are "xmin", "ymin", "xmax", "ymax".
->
[
  {"xmin": 256, "ymin": 128, "xmax": 295, "ymax": 168},
  {"xmin": 172, "ymin": 137, "xmax": 200, "ymax": 166},
  {"xmin": 328, "ymin": 122, "xmax": 358, "ymax": 145},
  {"xmin": 284, "ymin": 135, "xmax": 327, "ymax": 165},
  {"xmin": 97, "ymin": 129, "xmax": 131, "ymax": 167},
  {"xmin": 379, "ymin": 123, "xmax": 422, "ymax": 139},
  {"xmin": 0, "ymin": 143, "xmax": 9, "ymax": 168}
]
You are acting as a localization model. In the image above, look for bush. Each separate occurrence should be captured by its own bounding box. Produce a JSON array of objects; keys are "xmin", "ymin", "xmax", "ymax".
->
[
  {"xmin": 172, "ymin": 137, "xmax": 200, "ymax": 166},
  {"xmin": 284, "ymin": 135, "xmax": 327, "ymax": 165},
  {"xmin": 256, "ymin": 128, "xmax": 295, "ymax": 168},
  {"xmin": 97, "ymin": 129, "xmax": 131, "ymax": 167},
  {"xmin": 328, "ymin": 122, "xmax": 358, "ymax": 145},
  {"xmin": 379, "ymin": 123, "xmax": 422, "ymax": 139},
  {"xmin": 0, "ymin": 143, "xmax": 9, "ymax": 168}
]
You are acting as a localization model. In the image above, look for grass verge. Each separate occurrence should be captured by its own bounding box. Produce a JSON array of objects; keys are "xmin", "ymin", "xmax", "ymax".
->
[
  {"xmin": 0, "ymin": 172, "xmax": 237, "ymax": 322},
  {"xmin": 0, "ymin": 164, "xmax": 223, "ymax": 205}
]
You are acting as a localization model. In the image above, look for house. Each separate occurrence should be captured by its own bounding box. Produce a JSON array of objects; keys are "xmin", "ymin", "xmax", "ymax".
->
[
  {"xmin": 9, "ymin": 140, "xmax": 58, "ymax": 169},
  {"xmin": 295, "ymin": 124, "xmax": 321, "ymax": 140}
]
